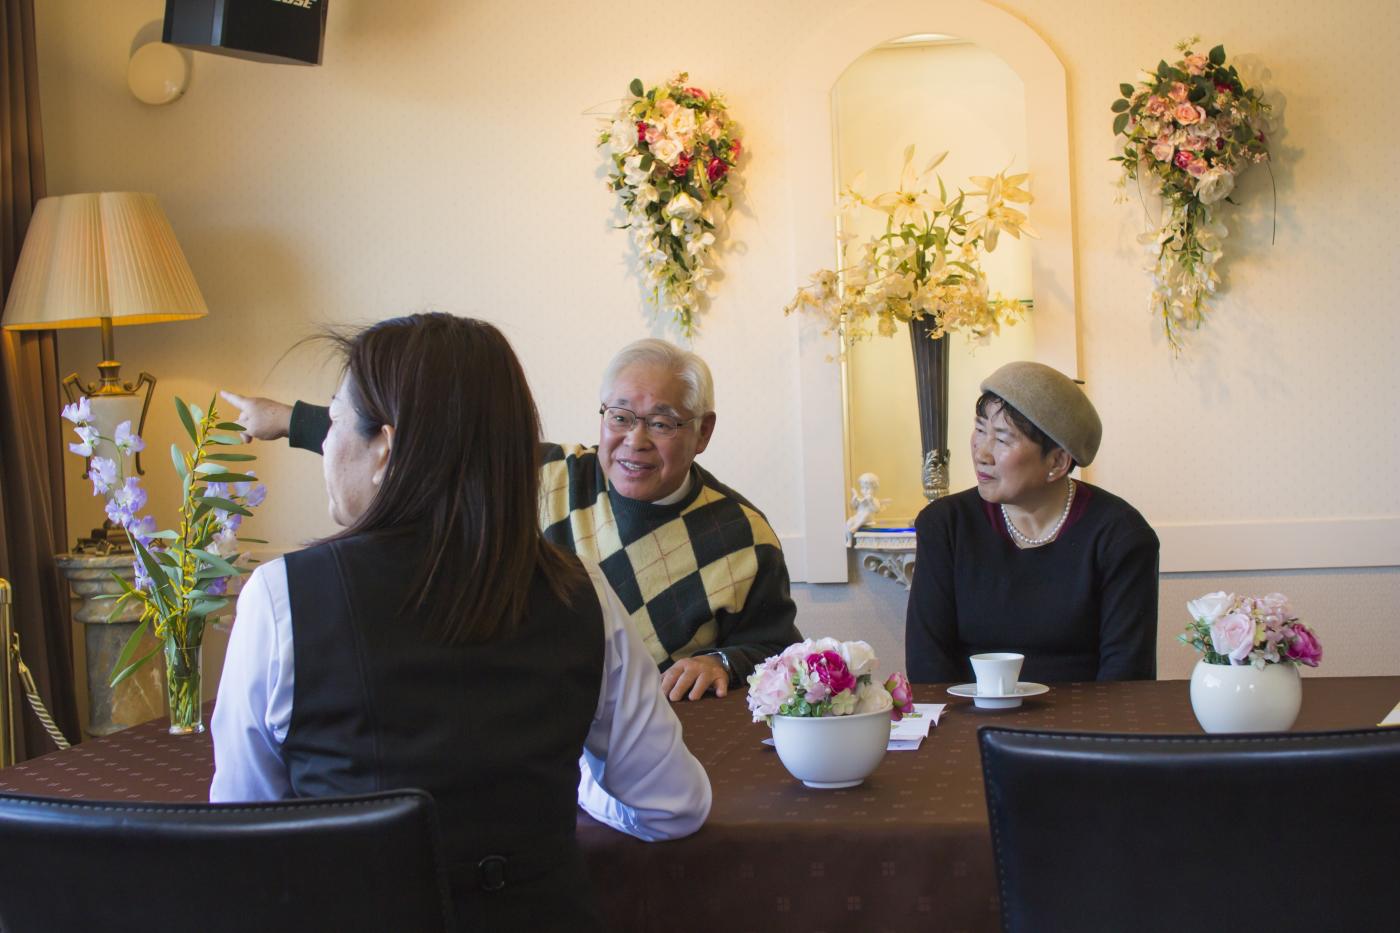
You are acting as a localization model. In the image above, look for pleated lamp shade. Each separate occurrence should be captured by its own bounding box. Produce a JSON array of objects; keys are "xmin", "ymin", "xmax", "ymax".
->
[{"xmin": 1, "ymin": 192, "xmax": 207, "ymax": 331}]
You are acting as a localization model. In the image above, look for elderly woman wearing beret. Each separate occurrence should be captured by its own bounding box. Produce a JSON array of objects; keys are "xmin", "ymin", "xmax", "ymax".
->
[{"xmin": 905, "ymin": 362, "xmax": 1159, "ymax": 684}]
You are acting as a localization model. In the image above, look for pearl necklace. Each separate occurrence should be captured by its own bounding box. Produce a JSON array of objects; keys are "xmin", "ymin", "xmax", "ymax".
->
[{"xmin": 1003, "ymin": 479, "xmax": 1076, "ymax": 548}]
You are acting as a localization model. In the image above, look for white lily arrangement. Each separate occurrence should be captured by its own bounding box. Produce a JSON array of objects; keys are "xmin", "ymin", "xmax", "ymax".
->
[{"xmin": 784, "ymin": 145, "xmax": 1035, "ymax": 345}]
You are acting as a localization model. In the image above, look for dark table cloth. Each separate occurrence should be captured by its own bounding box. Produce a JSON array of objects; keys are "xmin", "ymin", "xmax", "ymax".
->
[{"xmin": 3, "ymin": 678, "xmax": 1396, "ymax": 932}]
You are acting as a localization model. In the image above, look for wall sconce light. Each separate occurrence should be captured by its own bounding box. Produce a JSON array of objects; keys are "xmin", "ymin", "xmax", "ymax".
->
[{"xmin": 128, "ymin": 42, "xmax": 190, "ymax": 105}]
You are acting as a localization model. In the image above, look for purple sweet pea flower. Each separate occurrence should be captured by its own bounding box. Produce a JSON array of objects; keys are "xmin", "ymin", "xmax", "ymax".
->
[
  {"xmin": 203, "ymin": 481, "xmax": 229, "ymax": 500},
  {"xmin": 243, "ymin": 483, "xmax": 267, "ymax": 508},
  {"xmin": 89, "ymin": 457, "xmax": 119, "ymax": 495},
  {"xmin": 128, "ymin": 514, "xmax": 158, "ymax": 547},
  {"xmin": 204, "ymin": 576, "xmax": 229, "ymax": 597},
  {"xmin": 113, "ymin": 420, "xmax": 145, "ymax": 455},
  {"xmin": 69, "ymin": 424, "xmax": 99, "ymax": 457},
  {"xmin": 208, "ymin": 527, "xmax": 239, "ymax": 558},
  {"xmin": 61, "ymin": 397, "xmax": 92, "ymax": 425},
  {"xmin": 132, "ymin": 556, "xmax": 153, "ymax": 592},
  {"xmin": 104, "ymin": 477, "xmax": 148, "ymax": 528}
]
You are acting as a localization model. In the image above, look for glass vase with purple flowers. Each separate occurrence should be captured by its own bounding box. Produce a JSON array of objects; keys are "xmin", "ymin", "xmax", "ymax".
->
[{"xmin": 63, "ymin": 394, "xmax": 267, "ymax": 734}]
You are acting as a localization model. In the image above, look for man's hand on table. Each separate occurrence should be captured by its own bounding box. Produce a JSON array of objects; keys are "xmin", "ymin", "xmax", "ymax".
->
[
  {"xmin": 219, "ymin": 392, "xmax": 293, "ymax": 443},
  {"xmin": 662, "ymin": 655, "xmax": 730, "ymax": 701}
]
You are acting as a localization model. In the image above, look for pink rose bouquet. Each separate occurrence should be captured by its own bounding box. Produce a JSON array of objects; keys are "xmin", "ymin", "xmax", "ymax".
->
[
  {"xmin": 1110, "ymin": 38, "xmax": 1272, "ymax": 353},
  {"xmin": 1180, "ymin": 591, "xmax": 1322, "ymax": 670},
  {"xmin": 746, "ymin": 638, "xmax": 914, "ymax": 723}
]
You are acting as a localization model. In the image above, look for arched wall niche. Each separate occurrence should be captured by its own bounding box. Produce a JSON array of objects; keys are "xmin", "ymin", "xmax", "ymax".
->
[{"xmin": 782, "ymin": 0, "xmax": 1078, "ymax": 582}]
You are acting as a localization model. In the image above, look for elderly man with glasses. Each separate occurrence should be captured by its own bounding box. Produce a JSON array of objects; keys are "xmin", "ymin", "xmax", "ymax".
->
[{"xmin": 223, "ymin": 337, "xmax": 801, "ymax": 702}]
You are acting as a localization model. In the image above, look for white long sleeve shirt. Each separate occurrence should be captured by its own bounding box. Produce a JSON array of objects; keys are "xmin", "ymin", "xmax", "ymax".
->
[{"xmin": 210, "ymin": 557, "xmax": 711, "ymax": 842}]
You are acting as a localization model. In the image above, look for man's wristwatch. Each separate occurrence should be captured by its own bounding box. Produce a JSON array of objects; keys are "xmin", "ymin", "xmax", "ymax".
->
[{"xmin": 706, "ymin": 650, "xmax": 734, "ymax": 686}]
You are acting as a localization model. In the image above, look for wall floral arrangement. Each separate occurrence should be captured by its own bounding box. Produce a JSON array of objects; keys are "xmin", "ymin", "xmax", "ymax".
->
[
  {"xmin": 599, "ymin": 73, "xmax": 742, "ymax": 338},
  {"xmin": 1111, "ymin": 39, "xmax": 1273, "ymax": 353}
]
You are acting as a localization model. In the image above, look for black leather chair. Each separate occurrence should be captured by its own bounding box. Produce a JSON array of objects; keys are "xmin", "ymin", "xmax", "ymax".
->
[
  {"xmin": 0, "ymin": 789, "xmax": 456, "ymax": 933},
  {"xmin": 979, "ymin": 727, "xmax": 1400, "ymax": 933}
]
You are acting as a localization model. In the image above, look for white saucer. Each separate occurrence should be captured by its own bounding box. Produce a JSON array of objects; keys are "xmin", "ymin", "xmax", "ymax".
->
[{"xmin": 947, "ymin": 682, "xmax": 1049, "ymax": 710}]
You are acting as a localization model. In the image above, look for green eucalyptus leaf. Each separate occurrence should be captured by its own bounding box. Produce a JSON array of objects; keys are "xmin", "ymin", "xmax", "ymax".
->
[
  {"xmin": 205, "ymin": 452, "xmax": 257, "ymax": 462},
  {"xmin": 199, "ymin": 496, "xmax": 252, "ymax": 517},
  {"xmin": 111, "ymin": 645, "xmax": 161, "ymax": 688},
  {"xmin": 171, "ymin": 443, "xmax": 187, "ymax": 479},
  {"xmin": 1111, "ymin": 98, "xmax": 1129, "ymax": 113},
  {"xmin": 629, "ymin": 78, "xmax": 644, "ymax": 97},
  {"xmin": 236, "ymin": 537, "xmax": 269, "ymax": 544},
  {"xmin": 216, "ymin": 422, "xmax": 245, "ymax": 432},
  {"xmin": 198, "ymin": 473, "xmax": 259, "ymax": 485},
  {"xmin": 175, "ymin": 397, "xmax": 199, "ymax": 444},
  {"xmin": 190, "ymin": 548, "xmax": 241, "ymax": 576},
  {"xmin": 206, "ymin": 435, "xmax": 243, "ymax": 446},
  {"xmin": 190, "ymin": 598, "xmax": 229, "ymax": 617},
  {"xmin": 108, "ymin": 617, "xmax": 150, "ymax": 685},
  {"xmin": 146, "ymin": 529, "xmax": 180, "ymax": 540},
  {"xmin": 132, "ymin": 539, "xmax": 170, "ymax": 615}
]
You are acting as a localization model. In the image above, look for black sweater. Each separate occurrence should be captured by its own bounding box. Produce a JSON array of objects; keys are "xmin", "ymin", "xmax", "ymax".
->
[{"xmin": 905, "ymin": 484, "xmax": 1159, "ymax": 684}]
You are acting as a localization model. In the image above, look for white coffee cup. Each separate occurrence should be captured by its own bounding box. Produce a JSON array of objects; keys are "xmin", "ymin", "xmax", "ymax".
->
[{"xmin": 971, "ymin": 653, "xmax": 1024, "ymax": 696}]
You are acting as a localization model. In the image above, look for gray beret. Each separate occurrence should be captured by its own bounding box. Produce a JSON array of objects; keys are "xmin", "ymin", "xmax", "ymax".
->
[{"xmin": 980, "ymin": 361, "xmax": 1102, "ymax": 466}]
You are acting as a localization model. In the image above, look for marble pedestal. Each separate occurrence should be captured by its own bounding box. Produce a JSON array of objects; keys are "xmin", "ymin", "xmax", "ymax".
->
[
  {"xmin": 850, "ymin": 526, "xmax": 917, "ymax": 589},
  {"xmin": 56, "ymin": 554, "xmax": 166, "ymax": 736}
]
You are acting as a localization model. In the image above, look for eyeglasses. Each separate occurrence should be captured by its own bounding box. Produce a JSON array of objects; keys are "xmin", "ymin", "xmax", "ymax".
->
[{"xmin": 598, "ymin": 406, "xmax": 698, "ymax": 438}]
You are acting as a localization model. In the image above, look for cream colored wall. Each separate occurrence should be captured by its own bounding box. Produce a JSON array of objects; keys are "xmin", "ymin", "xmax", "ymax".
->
[
  {"xmin": 36, "ymin": 0, "xmax": 1400, "ymax": 685},
  {"xmin": 836, "ymin": 42, "xmax": 1036, "ymax": 518}
]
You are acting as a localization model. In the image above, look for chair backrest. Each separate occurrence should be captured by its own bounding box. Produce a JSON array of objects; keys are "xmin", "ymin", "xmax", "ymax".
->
[
  {"xmin": 979, "ymin": 727, "xmax": 1400, "ymax": 933},
  {"xmin": 0, "ymin": 789, "xmax": 456, "ymax": 933}
]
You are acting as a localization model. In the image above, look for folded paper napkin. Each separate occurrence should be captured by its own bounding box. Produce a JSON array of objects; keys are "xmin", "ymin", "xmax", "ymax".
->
[{"xmin": 1381, "ymin": 700, "xmax": 1400, "ymax": 728}]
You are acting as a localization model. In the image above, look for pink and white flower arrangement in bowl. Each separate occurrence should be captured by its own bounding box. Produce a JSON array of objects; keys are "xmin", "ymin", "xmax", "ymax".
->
[
  {"xmin": 747, "ymin": 638, "xmax": 916, "ymax": 789},
  {"xmin": 1180, "ymin": 591, "xmax": 1321, "ymax": 733}
]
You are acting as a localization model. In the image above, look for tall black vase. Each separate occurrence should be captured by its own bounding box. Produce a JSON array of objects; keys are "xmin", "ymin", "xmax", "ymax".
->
[{"xmin": 909, "ymin": 318, "xmax": 951, "ymax": 500}]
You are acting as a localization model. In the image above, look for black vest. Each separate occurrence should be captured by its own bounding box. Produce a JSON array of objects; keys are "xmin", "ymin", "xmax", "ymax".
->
[{"xmin": 284, "ymin": 527, "xmax": 605, "ymax": 931}]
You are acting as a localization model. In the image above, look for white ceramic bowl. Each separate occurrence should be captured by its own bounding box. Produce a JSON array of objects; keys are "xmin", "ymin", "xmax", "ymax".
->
[
  {"xmin": 1189, "ymin": 659, "xmax": 1302, "ymax": 733},
  {"xmin": 771, "ymin": 708, "xmax": 891, "ymax": 789}
]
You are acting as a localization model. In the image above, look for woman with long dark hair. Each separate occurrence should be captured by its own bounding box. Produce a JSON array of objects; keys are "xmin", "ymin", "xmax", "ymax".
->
[{"xmin": 211, "ymin": 313, "xmax": 710, "ymax": 930}]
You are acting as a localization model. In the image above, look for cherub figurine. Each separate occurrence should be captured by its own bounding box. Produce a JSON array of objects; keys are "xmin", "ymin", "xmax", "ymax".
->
[{"xmin": 846, "ymin": 472, "xmax": 891, "ymax": 543}]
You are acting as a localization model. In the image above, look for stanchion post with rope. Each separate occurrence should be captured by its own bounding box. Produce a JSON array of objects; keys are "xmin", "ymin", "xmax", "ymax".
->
[{"xmin": 1, "ymin": 578, "xmax": 72, "ymax": 767}]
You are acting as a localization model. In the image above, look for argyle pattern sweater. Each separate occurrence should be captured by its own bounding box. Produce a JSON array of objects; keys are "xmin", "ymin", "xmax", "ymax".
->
[{"xmin": 539, "ymin": 444, "xmax": 801, "ymax": 684}]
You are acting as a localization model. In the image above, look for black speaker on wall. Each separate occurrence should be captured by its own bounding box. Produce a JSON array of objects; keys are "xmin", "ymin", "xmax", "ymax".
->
[{"xmin": 163, "ymin": 0, "xmax": 328, "ymax": 66}]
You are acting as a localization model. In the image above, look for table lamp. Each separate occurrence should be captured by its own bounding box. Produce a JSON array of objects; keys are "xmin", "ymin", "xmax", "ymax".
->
[{"xmin": 1, "ymin": 192, "xmax": 207, "ymax": 547}]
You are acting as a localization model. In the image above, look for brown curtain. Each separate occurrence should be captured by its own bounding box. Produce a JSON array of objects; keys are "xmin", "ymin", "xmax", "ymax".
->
[{"xmin": 1, "ymin": 0, "xmax": 80, "ymax": 759}]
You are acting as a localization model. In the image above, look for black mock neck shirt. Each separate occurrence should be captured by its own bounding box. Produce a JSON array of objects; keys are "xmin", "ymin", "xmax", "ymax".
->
[{"xmin": 904, "ymin": 483, "xmax": 1159, "ymax": 684}]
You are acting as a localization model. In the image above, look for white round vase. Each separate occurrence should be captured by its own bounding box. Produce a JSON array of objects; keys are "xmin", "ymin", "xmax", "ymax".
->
[
  {"xmin": 771, "ymin": 708, "xmax": 891, "ymax": 789},
  {"xmin": 1189, "ymin": 659, "xmax": 1302, "ymax": 734}
]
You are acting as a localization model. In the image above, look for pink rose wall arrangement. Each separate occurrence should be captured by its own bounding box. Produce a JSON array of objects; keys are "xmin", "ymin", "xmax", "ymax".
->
[
  {"xmin": 1111, "ymin": 39, "xmax": 1274, "ymax": 353},
  {"xmin": 598, "ymin": 74, "xmax": 742, "ymax": 338}
]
